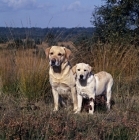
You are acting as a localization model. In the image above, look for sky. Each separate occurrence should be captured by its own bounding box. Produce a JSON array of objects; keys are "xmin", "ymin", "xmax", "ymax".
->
[{"xmin": 0, "ymin": 0, "xmax": 104, "ymax": 28}]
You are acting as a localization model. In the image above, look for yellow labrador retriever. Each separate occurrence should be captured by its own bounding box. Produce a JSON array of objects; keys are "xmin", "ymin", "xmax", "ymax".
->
[
  {"xmin": 72, "ymin": 63, "xmax": 113, "ymax": 114},
  {"xmin": 45, "ymin": 46, "xmax": 77, "ymax": 111}
]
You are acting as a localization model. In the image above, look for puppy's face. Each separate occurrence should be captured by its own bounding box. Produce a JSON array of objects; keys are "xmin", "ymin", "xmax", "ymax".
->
[
  {"xmin": 73, "ymin": 63, "xmax": 92, "ymax": 80},
  {"xmin": 45, "ymin": 46, "xmax": 71, "ymax": 66}
]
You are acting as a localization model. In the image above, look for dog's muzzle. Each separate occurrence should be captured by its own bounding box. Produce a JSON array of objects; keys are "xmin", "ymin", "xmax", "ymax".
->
[
  {"xmin": 50, "ymin": 58, "xmax": 56, "ymax": 66},
  {"xmin": 80, "ymin": 75, "xmax": 84, "ymax": 80}
]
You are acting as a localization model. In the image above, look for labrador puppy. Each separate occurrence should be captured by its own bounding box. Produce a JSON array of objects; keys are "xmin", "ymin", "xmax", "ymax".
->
[
  {"xmin": 45, "ymin": 46, "xmax": 77, "ymax": 112},
  {"xmin": 72, "ymin": 63, "xmax": 113, "ymax": 114}
]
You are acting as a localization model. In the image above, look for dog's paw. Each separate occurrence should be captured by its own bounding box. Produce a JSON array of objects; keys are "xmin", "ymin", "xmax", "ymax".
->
[
  {"xmin": 73, "ymin": 106, "xmax": 78, "ymax": 112},
  {"xmin": 88, "ymin": 111, "xmax": 94, "ymax": 115},
  {"xmin": 74, "ymin": 108, "xmax": 81, "ymax": 114},
  {"xmin": 74, "ymin": 110, "xmax": 80, "ymax": 114},
  {"xmin": 53, "ymin": 108, "xmax": 58, "ymax": 112},
  {"xmin": 88, "ymin": 113, "xmax": 94, "ymax": 115},
  {"xmin": 88, "ymin": 109, "xmax": 94, "ymax": 115}
]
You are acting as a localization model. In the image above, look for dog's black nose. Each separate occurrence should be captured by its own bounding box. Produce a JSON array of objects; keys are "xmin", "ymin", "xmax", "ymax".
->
[
  {"xmin": 51, "ymin": 59, "xmax": 56, "ymax": 65},
  {"xmin": 80, "ymin": 75, "xmax": 83, "ymax": 79}
]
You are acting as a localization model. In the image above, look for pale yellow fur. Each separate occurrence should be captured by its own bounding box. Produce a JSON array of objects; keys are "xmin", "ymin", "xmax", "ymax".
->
[{"xmin": 45, "ymin": 46, "xmax": 77, "ymax": 111}]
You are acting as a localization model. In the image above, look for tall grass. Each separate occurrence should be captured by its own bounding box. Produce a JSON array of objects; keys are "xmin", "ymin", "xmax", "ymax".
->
[
  {"xmin": 0, "ymin": 49, "xmax": 50, "ymax": 99},
  {"xmin": 0, "ymin": 42, "xmax": 139, "ymax": 139},
  {"xmin": 72, "ymin": 43, "xmax": 139, "ymax": 79}
]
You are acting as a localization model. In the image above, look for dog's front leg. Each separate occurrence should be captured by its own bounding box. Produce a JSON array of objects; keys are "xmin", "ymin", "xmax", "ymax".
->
[
  {"xmin": 74, "ymin": 94, "xmax": 82, "ymax": 114},
  {"xmin": 71, "ymin": 87, "xmax": 78, "ymax": 111},
  {"xmin": 52, "ymin": 88, "xmax": 59, "ymax": 111}
]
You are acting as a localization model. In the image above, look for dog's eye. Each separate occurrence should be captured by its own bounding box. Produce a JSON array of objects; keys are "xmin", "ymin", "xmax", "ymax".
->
[
  {"xmin": 84, "ymin": 69, "xmax": 87, "ymax": 71},
  {"xmin": 58, "ymin": 53, "xmax": 62, "ymax": 56},
  {"xmin": 50, "ymin": 52, "xmax": 53, "ymax": 55},
  {"xmin": 77, "ymin": 69, "xmax": 80, "ymax": 71}
]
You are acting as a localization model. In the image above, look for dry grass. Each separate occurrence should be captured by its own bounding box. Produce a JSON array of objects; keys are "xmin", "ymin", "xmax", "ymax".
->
[
  {"xmin": 0, "ymin": 43, "xmax": 139, "ymax": 140},
  {"xmin": 0, "ymin": 49, "xmax": 50, "ymax": 99},
  {"xmin": 72, "ymin": 43, "xmax": 139, "ymax": 79}
]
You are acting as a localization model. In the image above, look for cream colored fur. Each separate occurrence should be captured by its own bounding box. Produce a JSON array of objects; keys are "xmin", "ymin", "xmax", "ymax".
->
[
  {"xmin": 45, "ymin": 46, "xmax": 77, "ymax": 111},
  {"xmin": 72, "ymin": 63, "xmax": 113, "ymax": 114}
]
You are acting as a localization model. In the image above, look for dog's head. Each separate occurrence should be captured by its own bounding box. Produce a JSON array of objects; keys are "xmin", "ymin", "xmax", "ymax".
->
[
  {"xmin": 72, "ymin": 63, "xmax": 92, "ymax": 80},
  {"xmin": 45, "ymin": 46, "xmax": 71, "ymax": 66}
]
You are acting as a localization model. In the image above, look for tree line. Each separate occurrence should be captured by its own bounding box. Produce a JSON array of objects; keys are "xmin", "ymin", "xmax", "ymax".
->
[
  {"xmin": 0, "ymin": 27, "xmax": 94, "ymax": 44},
  {"xmin": 1, "ymin": 0, "xmax": 139, "ymax": 48}
]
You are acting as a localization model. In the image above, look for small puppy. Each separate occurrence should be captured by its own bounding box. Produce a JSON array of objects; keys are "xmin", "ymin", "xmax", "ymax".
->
[
  {"xmin": 45, "ymin": 46, "xmax": 77, "ymax": 112},
  {"xmin": 72, "ymin": 63, "xmax": 113, "ymax": 114}
]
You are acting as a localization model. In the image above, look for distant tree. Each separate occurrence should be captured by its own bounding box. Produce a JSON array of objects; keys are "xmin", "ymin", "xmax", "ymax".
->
[
  {"xmin": 23, "ymin": 38, "xmax": 36, "ymax": 49},
  {"xmin": 74, "ymin": 35, "xmax": 92, "ymax": 51},
  {"xmin": 91, "ymin": 0, "xmax": 139, "ymax": 44},
  {"xmin": 35, "ymin": 38, "xmax": 42, "ymax": 45},
  {"xmin": 0, "ymin": 37, "xmax": 7, "ymax": 43},
  {"xmin": 14, "ymin": 39, "xmax": 23, "ymax": 48},
  {"xmin": 45, "ymin": 33, "xmax": 56, "ymax": 46}
]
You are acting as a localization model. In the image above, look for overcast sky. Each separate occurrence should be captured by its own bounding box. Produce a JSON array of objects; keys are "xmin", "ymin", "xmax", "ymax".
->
[{"xmin": 0, "ymin": 0, "xmax": 104, "ymax": 28}]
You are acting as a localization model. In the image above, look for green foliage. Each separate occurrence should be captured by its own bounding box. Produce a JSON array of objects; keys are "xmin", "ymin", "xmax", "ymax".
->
[{"xmin": 91, "ymin": 0, "xmax": 139, "ymax": 43}]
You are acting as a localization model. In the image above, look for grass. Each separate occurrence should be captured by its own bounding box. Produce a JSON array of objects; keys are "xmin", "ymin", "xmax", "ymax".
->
[
  {"xmin": 0, "ymin": 49, "xmax": 50, "ymax": 99},
  {"xmin": 0, "ymin": 42, "xmax": 139, "ymax": 139}
]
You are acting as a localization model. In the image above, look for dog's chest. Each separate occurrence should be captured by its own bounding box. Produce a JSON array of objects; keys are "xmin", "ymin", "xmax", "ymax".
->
[
  {"xmin": 77, "ymin": 85, "xmax": 90, "ymax": 94},
  {"xmin": 52, "ymin": 82, "xmax": 71, "ymax": 95},
  {"xmin": 49, "ymin": 68, "xmax": 75, "ymax": 95},
  {"xmin": 76, "ymin": 76, "xmax": 95, "ymax": 97}
]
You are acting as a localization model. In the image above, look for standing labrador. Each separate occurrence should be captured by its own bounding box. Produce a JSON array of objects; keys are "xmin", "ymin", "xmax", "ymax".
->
[
  {"xmin": 45, "ymin": 46, "xmax": 77, "ymax": 111},
  {"xmin": 72, "ymin": 63, "xmax": 113, "ymax": 114}
]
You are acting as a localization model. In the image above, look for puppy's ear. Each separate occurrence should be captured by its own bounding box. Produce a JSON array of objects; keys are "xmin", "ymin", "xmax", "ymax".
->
[
  {"xmin": 45, "ymin": 47, "xmax": 51, "ymax": 58},
  {"xmin": 72, "ymin": 65, "xmax": 76, "ymax": 75},
  {"xmin": 64, "ymin": 47, "xmax": 71, "ymax": 60}
]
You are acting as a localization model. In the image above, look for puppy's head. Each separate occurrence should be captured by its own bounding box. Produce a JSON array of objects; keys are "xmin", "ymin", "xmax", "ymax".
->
[
  {"xmin": 45, "ymin": 46, "xmax": 71, "ymax": 66},
  {"xmin": 72, "ymin": 63, "xmax": 92, "ymax": 80}
]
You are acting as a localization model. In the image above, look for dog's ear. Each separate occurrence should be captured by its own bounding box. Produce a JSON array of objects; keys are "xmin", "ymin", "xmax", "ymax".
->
[
  {"xmin": 45, "ymin": 47, "xmax": 51, "ymax": 58},
  {"xmin": 64, "ymin": 47, "xmax": 71, "ymax": 60},
  {"xmin": 88, "ymin": 64, "xmax": 92, "ymax": 73},
  {"xmin": 72, "ymin": 65, "xmax": 76, "ymax": 75}
]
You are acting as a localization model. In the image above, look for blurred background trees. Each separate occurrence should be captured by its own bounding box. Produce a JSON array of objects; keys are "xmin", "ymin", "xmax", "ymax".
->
[{"xmin": 91, "ymin": 0, "xmax": 139, "ymax": 45}]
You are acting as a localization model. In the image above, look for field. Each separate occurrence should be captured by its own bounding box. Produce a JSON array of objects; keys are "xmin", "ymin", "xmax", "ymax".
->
[{"xmin": 0, "ymin": 42, "xmax": 139, "ymax": 140}]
